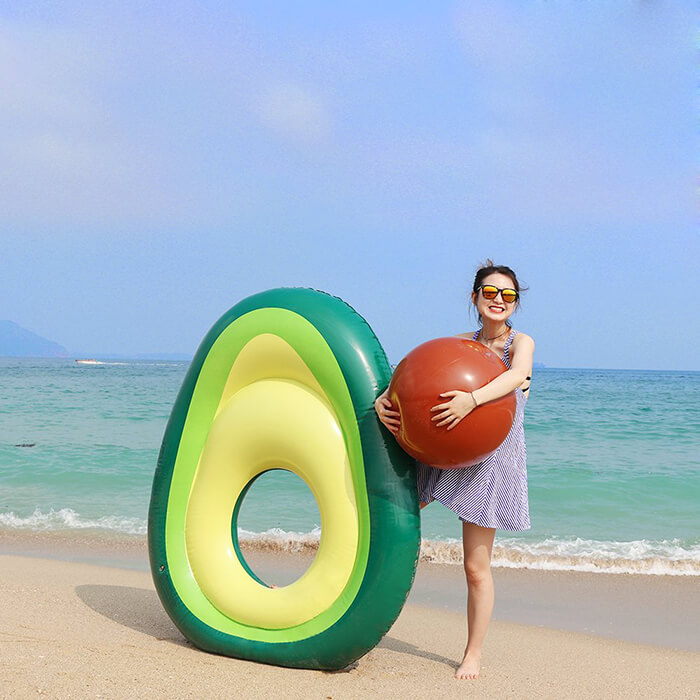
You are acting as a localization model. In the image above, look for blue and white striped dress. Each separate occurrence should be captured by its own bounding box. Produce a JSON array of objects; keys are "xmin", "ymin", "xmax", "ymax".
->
[{"xmin": 416, "ymin": 329, "xmax": 531, "ymax": 531}]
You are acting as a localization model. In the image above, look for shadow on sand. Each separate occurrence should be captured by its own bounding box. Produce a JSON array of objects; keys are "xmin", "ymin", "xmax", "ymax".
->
[
  {"xmin": 377, "ymin": 636, "xmax": 456, "ymax": 669},
  {"xmin": 75, "ymin": 584, "xmax": 456, "ymax": 670},
  {"xmin": 75, "ymin": 584, "xmax": 187, "ymax": 647}
]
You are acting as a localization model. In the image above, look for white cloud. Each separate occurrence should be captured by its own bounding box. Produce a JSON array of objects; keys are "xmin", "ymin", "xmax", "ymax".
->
[
  {"xmin": 441, "ymin": 1, "xmax": 694, "ymax": 227},
  {"xmin": 0, "ymin": 22, "xmax": 146, "ymax": 224},
  {"xmin": 0, "ymin": 4, "xmax": 691, "ymax": 236},
  {"xmin": 454, "ymin": 2, "xmax": 544, "ymax": 73},
  {"xmin": 257, "ymin": 83, "xmax": 331, "ymax": 144}
]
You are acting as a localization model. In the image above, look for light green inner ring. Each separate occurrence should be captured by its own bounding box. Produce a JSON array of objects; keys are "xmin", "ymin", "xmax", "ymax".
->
[{"xmin": 164, "ymin": 308, "xmax": 370, "ymax": 643}]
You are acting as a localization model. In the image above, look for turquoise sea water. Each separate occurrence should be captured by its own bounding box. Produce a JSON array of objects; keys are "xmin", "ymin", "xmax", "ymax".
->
[{"xmin": 1, "ymin": 358, "xmax": 698, "ymax": 575}]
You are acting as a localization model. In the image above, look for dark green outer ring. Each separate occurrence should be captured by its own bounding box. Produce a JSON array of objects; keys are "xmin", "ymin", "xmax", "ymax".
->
[{"xmin": 148, "ymin": 288, "xmax": 420, "ymax": 670}]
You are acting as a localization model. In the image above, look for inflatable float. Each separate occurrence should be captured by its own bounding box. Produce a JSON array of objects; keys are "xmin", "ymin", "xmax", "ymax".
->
[{"xmin": 148, "ymin": 288, "xmax": 420, "ymax": 670}]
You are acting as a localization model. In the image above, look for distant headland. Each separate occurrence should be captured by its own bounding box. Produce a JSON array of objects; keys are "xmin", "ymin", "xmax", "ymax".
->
[
  {"xmin": 0, "ymin": 321, "xmax": 69, "ymax": 358},
  {"xmin": 0, "ymin": 321, "xmax": 193, "ymax": 361}
]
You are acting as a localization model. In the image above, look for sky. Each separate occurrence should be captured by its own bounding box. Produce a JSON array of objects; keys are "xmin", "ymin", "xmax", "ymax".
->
[{"xmin": 1, "ymin": 1, "xmax": 697, "ymax": 370}]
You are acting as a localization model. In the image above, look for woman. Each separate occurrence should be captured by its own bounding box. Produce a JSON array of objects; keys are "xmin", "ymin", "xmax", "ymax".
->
[{"xmin": 374, "ymin": 260, "xmax": 535, "ymax": 681}]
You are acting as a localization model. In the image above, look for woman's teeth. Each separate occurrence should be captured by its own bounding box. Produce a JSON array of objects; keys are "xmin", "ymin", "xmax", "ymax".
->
[{"xmin": 489, "ymin": 306, "xmax": 504, "ymax": 312}]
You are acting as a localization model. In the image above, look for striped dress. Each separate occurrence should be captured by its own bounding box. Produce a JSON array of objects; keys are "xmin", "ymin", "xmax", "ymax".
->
[{"xmin": 415, "ymin": 329, "xmax": 531, "ymax": 531}]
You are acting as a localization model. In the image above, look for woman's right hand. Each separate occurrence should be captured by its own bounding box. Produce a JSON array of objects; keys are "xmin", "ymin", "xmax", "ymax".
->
[{"xmin": 374, "ymin": 389, "xmax": 401, "ymax": 434}]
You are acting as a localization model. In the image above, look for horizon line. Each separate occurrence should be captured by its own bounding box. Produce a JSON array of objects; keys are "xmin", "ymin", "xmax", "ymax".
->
[{"xmin": 1, "ymin": 354, "xmax": 699, "ymax": 373}]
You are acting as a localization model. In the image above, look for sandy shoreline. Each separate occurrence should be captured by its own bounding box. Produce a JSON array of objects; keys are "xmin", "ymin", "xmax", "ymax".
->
[
  {"xmin": 1, "ymin": 552, "xmax": 698, "ymax": 699},
  {"xmin": 2, "ymin": 529, "xmax": 699, "ymax": 651}
]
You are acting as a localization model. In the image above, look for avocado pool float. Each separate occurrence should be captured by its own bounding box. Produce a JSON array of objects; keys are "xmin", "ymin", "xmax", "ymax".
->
[{"xmin": 148, "ymin": 288, "xmax": 420, "ymax": 670}]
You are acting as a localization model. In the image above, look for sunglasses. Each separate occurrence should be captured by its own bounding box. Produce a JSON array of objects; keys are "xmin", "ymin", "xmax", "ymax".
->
[{"xmin": 477, "ymin": 285, "xmax": 519, "ymax": 303}]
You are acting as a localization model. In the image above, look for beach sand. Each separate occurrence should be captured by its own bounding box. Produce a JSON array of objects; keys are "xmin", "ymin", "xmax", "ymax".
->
[{"xmin": 1, "ymin": 536, "xmax": 699, "ymax": 699}]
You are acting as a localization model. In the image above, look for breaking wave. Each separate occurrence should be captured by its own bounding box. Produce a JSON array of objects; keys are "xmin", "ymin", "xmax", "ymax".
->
[
  {"xmin": 421, "ymin": 535, "xmax": 700, "ymax": 576},
  {"xmin": 0, "ymin": 508, "xmax": 147, "ymax": 535},
  {"xmin": 2, "ymin": 510, "xmax": 698, "ymax": 576}
]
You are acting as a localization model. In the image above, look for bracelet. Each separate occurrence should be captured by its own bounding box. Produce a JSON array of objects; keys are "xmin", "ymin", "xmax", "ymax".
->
[{"xmin": 471, "ymin": 392, "xmax": 479, "ymax": 408}]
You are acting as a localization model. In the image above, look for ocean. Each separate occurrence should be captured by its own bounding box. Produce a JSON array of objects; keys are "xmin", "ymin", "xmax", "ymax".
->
[{"xmin": 1, "ymin": 358, "xmax": 698, "ymax": 576}]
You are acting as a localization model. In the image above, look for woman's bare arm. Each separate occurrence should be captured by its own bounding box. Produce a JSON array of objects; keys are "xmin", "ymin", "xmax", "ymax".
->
[{"xmin": 472, "ymin": 333, "xmax": 535, "ymax": 406}]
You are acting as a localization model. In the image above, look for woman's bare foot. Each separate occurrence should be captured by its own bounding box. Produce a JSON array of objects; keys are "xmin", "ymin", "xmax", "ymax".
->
[{"xmin": 454, "ymin": 650, "xmax": 481, "ymax": 680}]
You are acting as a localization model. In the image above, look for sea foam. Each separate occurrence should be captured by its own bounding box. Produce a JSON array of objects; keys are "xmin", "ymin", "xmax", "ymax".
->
[
  {"xmin": 0, "ymin": 508, "xmax": 147, "ymax": 536},
  {"xmin": 422, "ymin": 536, "xmax": 700, "ymax": 576},
  {"xmin": 237, "ymin": 530, "xmax": 700, "ymax": 576},
  {"xmin": 2, "ymin": 509, "xmax": 698, "ymax": 576}
]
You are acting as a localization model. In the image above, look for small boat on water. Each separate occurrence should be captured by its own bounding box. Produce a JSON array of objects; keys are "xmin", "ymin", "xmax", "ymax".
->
[{"xmin": 75, "ymin": 359, "xmax": 100, "ymax": 365}]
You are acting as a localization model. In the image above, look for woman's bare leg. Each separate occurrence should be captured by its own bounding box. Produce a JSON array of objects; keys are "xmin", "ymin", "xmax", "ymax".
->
[{"xmin": 455, "ymin": 521, "xmax": 496, "ymax": 680}]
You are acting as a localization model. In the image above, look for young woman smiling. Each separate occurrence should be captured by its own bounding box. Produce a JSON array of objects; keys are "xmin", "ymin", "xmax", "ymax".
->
[{"xmin": 374, "ymin": 260, "xmax": 535, "ymax": 681}]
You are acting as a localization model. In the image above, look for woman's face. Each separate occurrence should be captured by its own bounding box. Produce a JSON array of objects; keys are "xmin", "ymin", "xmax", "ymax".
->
[{"xmin": 472, "ymin": 272, "xmax": 518, "ymax": 325}]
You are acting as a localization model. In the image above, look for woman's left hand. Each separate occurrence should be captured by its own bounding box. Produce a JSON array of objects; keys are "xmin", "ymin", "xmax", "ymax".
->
[{"xmin": 430, "ymin": 391, "xmax": 477, "ymax": 431}]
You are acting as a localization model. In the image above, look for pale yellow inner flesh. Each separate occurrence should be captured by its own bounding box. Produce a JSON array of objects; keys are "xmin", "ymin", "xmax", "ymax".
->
[{"xmin": 184, "ymin": 334, "xmax": 360, "ymax": 629}]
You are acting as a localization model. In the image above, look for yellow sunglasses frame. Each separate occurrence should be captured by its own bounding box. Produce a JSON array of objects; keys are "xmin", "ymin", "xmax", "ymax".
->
[{"xmin": 477, "ymin": 285, "xmax": 519, "ymax": 303}]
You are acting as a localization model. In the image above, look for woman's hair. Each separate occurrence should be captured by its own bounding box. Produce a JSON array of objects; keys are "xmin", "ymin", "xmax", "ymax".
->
[{"xmin": 471, "ymin": 259, "xmax": 528, "ymax": 327}]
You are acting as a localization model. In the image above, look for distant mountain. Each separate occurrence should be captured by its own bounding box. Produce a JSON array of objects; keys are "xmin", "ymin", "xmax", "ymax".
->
[
  {"xmin": 533, "ymin": 362, "xmax": 546, "ymax": 369},
  {"xmin": 0, "ymin": 321, "xmax": 69, "ymax": 357}
]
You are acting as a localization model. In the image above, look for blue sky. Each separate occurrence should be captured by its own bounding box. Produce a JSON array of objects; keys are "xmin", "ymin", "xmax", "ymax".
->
[{"xmin": 1, "ymin": 2, "xmax": 696, "ymax": 369}]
